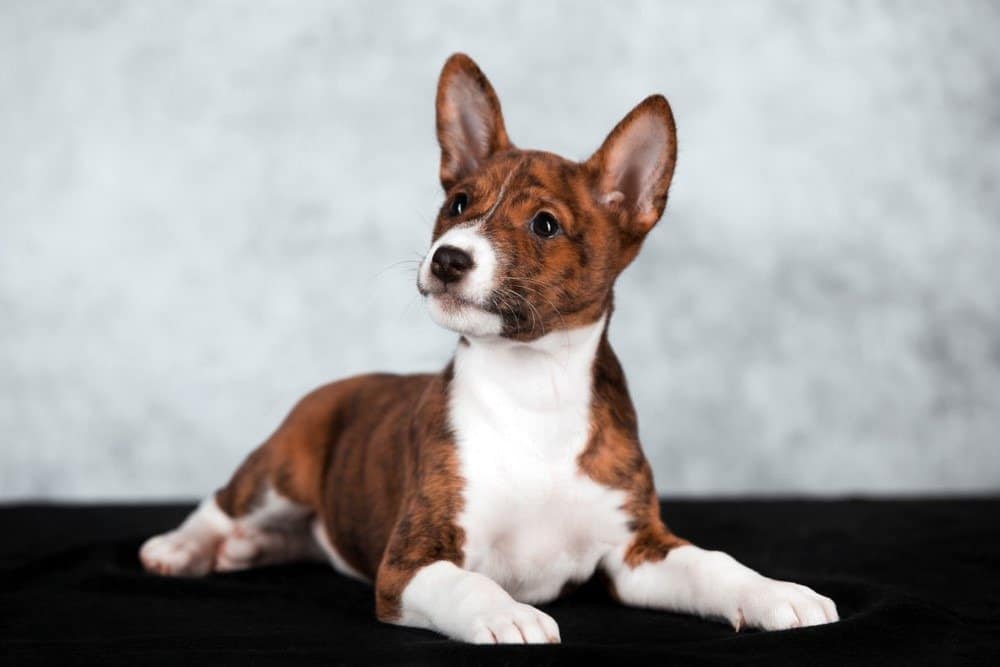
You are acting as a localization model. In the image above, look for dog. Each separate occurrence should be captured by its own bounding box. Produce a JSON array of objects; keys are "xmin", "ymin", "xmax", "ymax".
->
[{"xmin": 140, "ymin": 53, "xmax": 838, "ymax": 644}]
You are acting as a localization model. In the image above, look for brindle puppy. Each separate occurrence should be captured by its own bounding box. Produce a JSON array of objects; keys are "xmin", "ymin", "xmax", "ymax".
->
[{"xmin": 140, "ymin": 53, "xmax": 838, "ymax": 644}]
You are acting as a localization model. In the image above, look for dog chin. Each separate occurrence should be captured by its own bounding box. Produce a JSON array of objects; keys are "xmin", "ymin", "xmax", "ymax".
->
[{"xmin": 425, "ymin": 294, "xmax": 503, "ymax": 338}]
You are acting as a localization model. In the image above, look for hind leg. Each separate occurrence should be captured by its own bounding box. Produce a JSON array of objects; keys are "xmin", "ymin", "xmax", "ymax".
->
[
  {"xmin": 141, "ymin": 383, "xmax": 355, "ymax": 576},
  {"xmin": 140, "ymin": 432, "xmax": 326, "ymax": 576},
  {"xmin": 140, "ymin": 488, "xmax": 323, "ymax": 576},
  {"xmin": 141, "ymin": 446, "xmax": 267, "ymax": 576},
  {"xmin": 213, "ymin": 490, "xmax": 324, "ymax": 572},
  {"xmin": 140, "ymin": 496, "xmax": 233, "ymax": 576},
  {"xmin": 215, "ymin": 523, "xmax": 323, "ymax": 572}
]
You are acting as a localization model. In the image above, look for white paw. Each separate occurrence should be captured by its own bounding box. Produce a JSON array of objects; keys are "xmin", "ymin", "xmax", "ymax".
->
[
  {"xmin": 468, "ymin": 602, "xmax": 561, "ymax": 644},
  {"xmin": 731, "ymin": 578, "xmax": 838, "ymax": 631},
  {"xmin": 139, "ymin": 531, "xmax": 218, "ymax": 577},
  {"xmin": 214, "ymin": 526, "xmax": 266, "ymax": 572}
]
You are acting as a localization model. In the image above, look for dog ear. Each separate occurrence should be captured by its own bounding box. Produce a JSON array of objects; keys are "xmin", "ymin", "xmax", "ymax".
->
[
  {"xmin": 587, "ymin": 95, "xmax": 677, "ymax": 234},
  {"xmin": 436, "ymin": 53, "xmax": 511, "ymax": 191}
]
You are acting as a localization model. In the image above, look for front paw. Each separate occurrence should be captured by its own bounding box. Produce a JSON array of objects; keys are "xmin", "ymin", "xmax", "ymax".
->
[
  {"xmin": 467, "ymin": 602, "xmax": 561, "ymax": 644},
  {"xmin": 730, "ymin": 578, "xmax": 838, "ymax": 631}
]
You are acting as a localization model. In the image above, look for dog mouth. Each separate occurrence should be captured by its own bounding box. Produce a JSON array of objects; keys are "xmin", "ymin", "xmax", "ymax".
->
[
  {"xmin": 417, "ymin": 275, "xmax": 491, "ymax": 313},
  {"xmin": 420, "ymin": 285, "xmax": 506, "ymax": 338},
  {"xmin": 419, "ymin": 279, "xmax": 538, "ymax": 332},
  {"xmin": 427, "ymin": 291, "xmax": 484, "ymax": 312}
]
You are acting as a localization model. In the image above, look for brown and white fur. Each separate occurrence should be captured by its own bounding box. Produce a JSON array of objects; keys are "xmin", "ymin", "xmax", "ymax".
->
[{"xmin": 140, "ymin": 54, "xmax": 838, "ymax": 644}]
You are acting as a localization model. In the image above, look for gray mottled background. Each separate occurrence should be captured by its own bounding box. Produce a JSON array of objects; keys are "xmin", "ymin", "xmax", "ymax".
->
[{"xmin": 2, "ymin": 1, "xmax": 999, "ymax": 500}]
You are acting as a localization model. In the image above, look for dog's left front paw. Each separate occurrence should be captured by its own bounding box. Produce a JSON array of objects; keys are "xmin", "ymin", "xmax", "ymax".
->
[{"xmin": 730, "ymin": 578, "xmax": 838, "ymax": 631}]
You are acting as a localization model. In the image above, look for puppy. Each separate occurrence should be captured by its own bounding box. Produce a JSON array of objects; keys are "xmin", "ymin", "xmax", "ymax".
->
[{"xmin": 140, "ymin": 53, "xmax": 838, "ymax": 644}]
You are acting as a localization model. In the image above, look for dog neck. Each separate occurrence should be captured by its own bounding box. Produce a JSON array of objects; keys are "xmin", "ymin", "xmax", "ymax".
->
[{"xmin": 450, "ymin": 313, "xmax": 609, "ymax": 441}]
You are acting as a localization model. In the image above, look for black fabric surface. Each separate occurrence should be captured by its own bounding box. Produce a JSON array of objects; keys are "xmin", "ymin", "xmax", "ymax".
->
[{"xmin": 1, "ymin": 499, "xmax": 998, "ymax": 666}]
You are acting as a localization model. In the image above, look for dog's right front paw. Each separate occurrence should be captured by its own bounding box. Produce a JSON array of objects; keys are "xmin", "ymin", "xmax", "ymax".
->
[
  {"xmin": 139, "ymin": 531, "xmax": 217, "ymax": 577},
  {"xmin": 466, "ymin": 602, "xmax": 561, "ymax": 644}
]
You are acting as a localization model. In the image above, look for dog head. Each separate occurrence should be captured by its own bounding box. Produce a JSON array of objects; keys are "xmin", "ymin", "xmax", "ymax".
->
[{"xmin": 417, "ymin": 53, "xmax": 677, "ymax": 341}]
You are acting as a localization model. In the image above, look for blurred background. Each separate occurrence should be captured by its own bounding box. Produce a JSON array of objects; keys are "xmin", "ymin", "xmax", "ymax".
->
[{"xmin": 2, "ymin": 1, "xmax": 999, "ymax": 500}]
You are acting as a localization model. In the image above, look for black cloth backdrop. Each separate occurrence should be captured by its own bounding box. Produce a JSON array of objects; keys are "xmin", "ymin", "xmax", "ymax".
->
[{"xmin": 2, "ymin": 499, "xmax": 998, "ymax": 665}]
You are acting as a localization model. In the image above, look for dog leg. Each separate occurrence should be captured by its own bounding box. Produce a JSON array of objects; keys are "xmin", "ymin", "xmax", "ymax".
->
[
  {"xmin": 379, "ymin": 560, "xmax": 560, "ymax": 644},
  {"xmin": 140, "ymin": 428, "xmax": 326, "ymax": 576},
  {"xmin": 139, "ymin": 496, "xmax": 232, "ymax": 576},
  {"xmin": 140, "ymin": 488, "xmax": 322, "ymax": 576},
  {"xmin": 603, "ymin": 537, "xmax": 838, "ymax": 631},
  {"xmin": 213, "ymin": 489, "xmax": 321, "ymax": 572}
]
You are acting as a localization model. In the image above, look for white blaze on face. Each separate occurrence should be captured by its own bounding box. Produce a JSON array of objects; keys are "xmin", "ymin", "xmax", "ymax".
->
[{"xmin": 418, "ymin": 223, "xmax": 503, "ymax": 338}]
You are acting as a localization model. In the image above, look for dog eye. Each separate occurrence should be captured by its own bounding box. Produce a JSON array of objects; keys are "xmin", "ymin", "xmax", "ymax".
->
[
  {"xmin": 530, "ymin": 212, "xmax": 561, "ymax": 239},
  {"xmin": 448, "ymin": 193, "xmax": 469, "ymax": 217}
]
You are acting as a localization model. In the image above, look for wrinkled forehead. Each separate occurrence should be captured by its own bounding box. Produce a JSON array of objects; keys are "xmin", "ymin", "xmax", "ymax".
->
[{"xmin": 465, "ymin": 151, "xmax": 590, "ymax": 210}]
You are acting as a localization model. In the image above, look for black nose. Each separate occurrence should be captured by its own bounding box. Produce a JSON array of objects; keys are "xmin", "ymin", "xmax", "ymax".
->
[{"xmin": 430, "ymin": 245, "xmax": 474, "ymax": 284}]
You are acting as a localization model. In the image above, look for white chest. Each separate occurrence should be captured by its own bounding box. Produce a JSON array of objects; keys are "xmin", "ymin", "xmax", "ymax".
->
[{"xmin": 447, "ymin": 318, "xmax": 632, "ymax": 603}]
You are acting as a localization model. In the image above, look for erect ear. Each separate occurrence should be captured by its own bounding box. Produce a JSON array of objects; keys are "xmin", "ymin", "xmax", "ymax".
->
[
  {"xmin": 436, "ymin": 53, "xmax": 512, "ymax": 191},
  {"xmin": 586, "ymin": 95, "xmax": 678, "ymax": 234}
]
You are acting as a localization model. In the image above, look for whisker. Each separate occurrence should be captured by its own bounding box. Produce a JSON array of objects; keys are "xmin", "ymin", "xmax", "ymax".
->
[
  {"xmin": 398, "ymin": 293, "xmax": 422, "ymax": 324},
  {"xmin": 498, "ymin": 285, "xmax": 546, "ymax": 337},
  {"xmin": 493, "ymin": 275, "xmax": 578, "ymax": 347},
  {"xmin": 498, "ymin": 278, "xmax": 568, "ymax": 333},
  {"xmin": 494, "ymin": 287, "xmax": 530, "ymax": 335},
  {"xmin": 370, "ymin": 258, "xmax": 422, "ymax": 282}
]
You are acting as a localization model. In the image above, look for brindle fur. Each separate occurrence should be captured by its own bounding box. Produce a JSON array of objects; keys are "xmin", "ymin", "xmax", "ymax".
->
[{"xmin": 211, "ymin": 52, "xmax": 685, "ymax": 621}]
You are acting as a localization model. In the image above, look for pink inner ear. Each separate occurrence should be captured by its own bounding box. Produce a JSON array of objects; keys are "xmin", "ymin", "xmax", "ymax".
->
[
  {"xmin": 604, "ymin": 114, "xmax": 670, "ymax": 213},
  {"xmin": 442, "ymin": 74, "xmax": 496, "ymax": 172}
]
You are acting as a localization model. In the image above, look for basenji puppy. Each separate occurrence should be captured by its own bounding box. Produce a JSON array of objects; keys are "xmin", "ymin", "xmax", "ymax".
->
[{"xmin": 140, "ymin": 53, "xmax": 838, "ymax": 644}]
